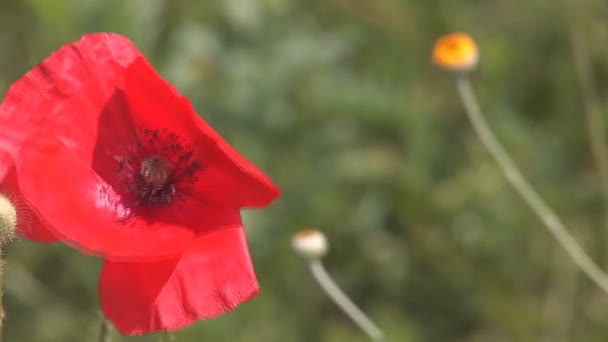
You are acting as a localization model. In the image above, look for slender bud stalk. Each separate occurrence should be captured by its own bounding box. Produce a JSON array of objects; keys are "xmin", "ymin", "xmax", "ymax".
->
[
  {"xmin": 160, "ymin": 332, "xmax": 176, "ymax": 342},
  {"xmin": 309, "ymin": 259, "xmax": 387, "ymax": 342},
  {"xmin": 97, "ymin": 317, "xmax": 111, "ymax": 342},
  {"xmin": 455, "ymin": 75, "xmax": 608, "ymax": 294},
  {"xmin": 293, "ymin": 230, "xmax": 387, "ymax": 342}
]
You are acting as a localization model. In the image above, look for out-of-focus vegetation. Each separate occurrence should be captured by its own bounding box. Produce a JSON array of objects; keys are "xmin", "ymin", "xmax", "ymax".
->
[{"xmin": 3, "ymin": 0, "xmax": 608, "ymax": 341}]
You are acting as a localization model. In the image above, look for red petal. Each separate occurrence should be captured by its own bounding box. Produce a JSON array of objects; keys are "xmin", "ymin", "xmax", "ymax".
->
[
  {"xmin": 124, "ymin": 58, "xmax": 280, "ymax": 208},
  {"xmin": 0, "ymin": 33, "xmax": 141, "ymax": 160},
  {"xmin": 99, "ymin": 226, "xmax": 259, "ymax": 335},
  {"xmin": 0, "ymin": 152, "xmax": 10, "ymax": 186}
]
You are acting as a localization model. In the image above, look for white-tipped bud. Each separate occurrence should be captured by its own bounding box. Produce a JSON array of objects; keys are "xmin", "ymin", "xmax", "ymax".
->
[
  {"xmin": 0, "ymin": 195, "xmax": 16, "ymax": 243},
  {"xmin": 292, "ymin": 229, "xmax": 328, "ymax": 259}
]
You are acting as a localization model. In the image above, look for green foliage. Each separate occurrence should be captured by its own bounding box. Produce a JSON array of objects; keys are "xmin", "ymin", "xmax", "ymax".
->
[{"xmin": 2, "ymin": 0, "xmax": 608, "ymax": 340}]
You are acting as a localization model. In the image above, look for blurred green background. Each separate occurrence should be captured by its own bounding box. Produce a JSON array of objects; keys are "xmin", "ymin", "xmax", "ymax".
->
[{"xmin": 2, "ymin": 0, "xmax": 608, "ymax": 341}]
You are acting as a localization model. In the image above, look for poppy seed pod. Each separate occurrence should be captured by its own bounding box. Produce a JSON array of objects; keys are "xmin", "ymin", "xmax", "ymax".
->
[
  {"xmin": 292, "ymin": 229, "xmax": 328, "ymax": 259},
  {"xmin": 432, "ymin": 32, "xmax": 479, "ymax": 72},
  {"xmin": 0, "ymin": 195, "xmax": 16, "ymax": 243}
]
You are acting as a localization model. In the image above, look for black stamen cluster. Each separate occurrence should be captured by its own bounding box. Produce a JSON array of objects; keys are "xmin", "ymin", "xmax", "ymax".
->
[{"xmin": 114, "ymin": 128, "xmax": 203, "ymax": 207}]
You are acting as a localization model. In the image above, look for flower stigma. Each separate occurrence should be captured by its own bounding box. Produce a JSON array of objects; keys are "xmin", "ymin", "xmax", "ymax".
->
[
  {"xmin": 140, "ymin": 156, "xmax": 173, "ymax": 187},
  {"xmin": 137, "ymin": 155, "xmax": 176, "ymax": 205}
]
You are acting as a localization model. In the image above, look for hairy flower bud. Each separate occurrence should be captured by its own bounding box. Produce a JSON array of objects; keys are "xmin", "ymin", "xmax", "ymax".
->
[
  {"xmin": 292, "ymin": 229, "xmax": 328, "ymax": 259},
  {"xmin": 0, "ymin": 195, "xmax": 16, "ymax": 243}
]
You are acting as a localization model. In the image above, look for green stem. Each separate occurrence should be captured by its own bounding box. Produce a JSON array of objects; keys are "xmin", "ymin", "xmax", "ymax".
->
[
  {"xmin": 567, "ymin": 26, "xmax": 608, "ymax": 264},
  {"xmin": 309, "ymin": 259, "xmax": 387, "ymax": 342},
  {"xmin": 97, "ymin": 317, "xmax": 110, "ymax": 342},
  {"xmin": 160, "ymin": 332, "xmax": 176, "ymax": 342},
  {"xmin": 455, "ymin": 75, "xmax": 608, "ymax": 293},
  {"xmin": 0, "ymin": 255, "xmax": 5, "ymax": 342}
]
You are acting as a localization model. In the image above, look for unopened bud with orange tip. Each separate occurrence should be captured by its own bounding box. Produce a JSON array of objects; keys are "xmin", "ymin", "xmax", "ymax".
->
[
  {"xmin": 432, "ymin": 32, "xmax": 479, "ymax": 72},
  {"xmin": 292, "ymin": 229, "xmax": 328, "ymax": 259},
  {"xmin": 0, "ymin": 194, "xmax": 16, "ymax": 244}
]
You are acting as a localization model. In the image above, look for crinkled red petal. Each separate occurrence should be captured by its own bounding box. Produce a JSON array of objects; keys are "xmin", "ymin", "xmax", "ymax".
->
[
  {"xmin": 99, "ymin": 226, "xmax": 259, "ymax": 335},
  {"xmin": 0, "ymin": 33, "xmax": 141, "ymax": 158},
  {"xmin": 124, "ymin": 58, "xmax": 280, "ymax": 208}
]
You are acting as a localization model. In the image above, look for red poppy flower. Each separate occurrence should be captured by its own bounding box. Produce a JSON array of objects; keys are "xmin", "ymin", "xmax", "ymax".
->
[{"xmin": 0, "ymin": 33, "xmax": 280, "ymax": 334}]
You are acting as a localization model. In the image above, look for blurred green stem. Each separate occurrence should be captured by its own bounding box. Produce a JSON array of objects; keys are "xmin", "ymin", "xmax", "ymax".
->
[
  {"xmin": 97, "ymin": 317, "xmax": 110, "ymax": 342},
  {"xmin": 539, "ymin": 248, "xmax": 578, "ymax": 342},
  {"xmin": 160, "ymin": 332, "xmax": 176, "ymax": 342},
  {"xmin": 567, "ymin": 27, "xmax": 608, "ymax": 264},
  {"xmin": 308, "ymin": 259, "xmax": 387, "ymax": 342},
  {"xmin": 455, "ymin": 76, "xmax": 608, "ymax": 293},
  {"xmin": 0, "ymin": 256, "xmax": 5, "ymax": 342}
]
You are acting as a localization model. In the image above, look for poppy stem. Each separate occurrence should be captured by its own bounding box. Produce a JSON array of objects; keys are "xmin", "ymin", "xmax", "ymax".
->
[
  {"xmin": 567, "ymin": 26, "xmax": 608, "ymax": 265},
  {"xmin": 160, "ymin": 332, "xmax": 176, "ymax": 342},
  {"xmin": 308, "ymin": 258, "xmax": 387, "ymax": 342},
  {"xmin": 97, "ymin": 317, "xmax": 111, "ymax": 342},
  {"xmin": 455, "ymin": 75, "xmax": 608, "ymax": 293},
  {"xmin": 0, "ymin": 255, "xmax": 5, "ymax": 342}
]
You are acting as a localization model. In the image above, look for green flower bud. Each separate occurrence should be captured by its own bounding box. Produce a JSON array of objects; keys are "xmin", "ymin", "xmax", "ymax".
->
[{"xmin": 0, "ymin": 195, "xmax": 17, "ymax": 243}]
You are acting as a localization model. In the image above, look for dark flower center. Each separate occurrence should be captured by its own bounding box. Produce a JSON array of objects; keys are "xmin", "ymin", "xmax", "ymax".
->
[
  {"xmin": 140, "ymin": 156, "xmax": 173, "ymax": 188},
  {"xmin": 113, "ymin": 128, "xmax": 203, "ymax": 208},
  {"xmin": 137, "ymin": 156, "xmax": 175, "ymax": 205}
]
